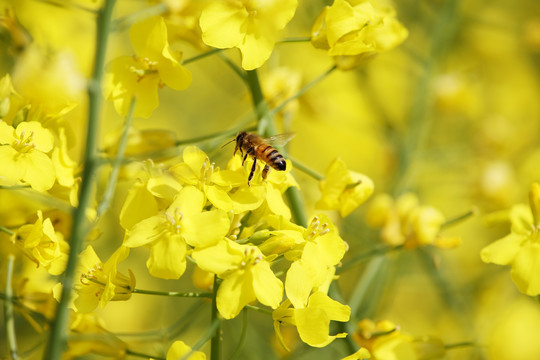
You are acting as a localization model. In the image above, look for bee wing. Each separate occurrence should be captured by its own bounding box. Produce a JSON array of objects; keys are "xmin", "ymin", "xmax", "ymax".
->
[{"xmin": 264, "ymin": 132, "xmax": 296, "ymax": 148}]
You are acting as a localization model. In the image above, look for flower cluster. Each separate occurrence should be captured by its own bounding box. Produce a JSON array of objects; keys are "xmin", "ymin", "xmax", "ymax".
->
[{"xmin": 10, "ymin": 0, "xmax": 537, "ymax": 359}]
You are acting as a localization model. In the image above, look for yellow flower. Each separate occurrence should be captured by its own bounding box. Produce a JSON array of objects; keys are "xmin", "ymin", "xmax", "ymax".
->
[
  {"xmin": 226, "ymin": 154, "xmax": 297, "ymax": 218},
  {"xmin": 0, "ymin": 120, "xmax": 56, "ymax": 191},
  {"xmin": 366, "ymin": 193, "xmax": 461, "ymax": 249},
  {"xmin": 199, "ymin": 0, "xmax": 298, "ymax": 70},
  {"xmin": 352, "ymin": 319, "xmax": 446, "ymax": 360},
  {"xmin": 55, "ymin": 245, "xmax": 135, "ymax": 313},
  {"xmin": 166, "ymin": 340, "xmax": 206, "ymax": 360},
  {"xmin": 192, "ymin": 239, "xmax": 283, "ymax": 319},
  {"xmin": 481, "ymin": 183, "xmax": 540, "ymax": 296},
  {"xmin": 103, "ymin": 16, "xmax": 192, "ymax": 118},
  {"xmin": 170, "ymin": 146, "xmax": 265, "ymax": 213},
  {"xmin": 64, "ymin": 312, "xmax": 128, "ymax": 360},
  {"xmin": 261, "ymin": 215, "xmax": 347, "ymax": 308},
  {"xmin": 119, "ymin": 161, "xmax": 182, "ymax": 230},
  {"xmin": 124, "ymin": 186, "xmax": 230, "ymax": 279},
  {"xmin": 311, "ymin": 0, "xmax": 408, "ymax": 70},
  {"xmin": 316, "ymin": 157, "xmax": 374, "ymax": 217},
  {"xmin": 12, "ymin": 210, "xmax": 68, "ymax": 275},
  {"xmin": 273, "ymin": 292, "xmax": 350, "ymax": 349}
]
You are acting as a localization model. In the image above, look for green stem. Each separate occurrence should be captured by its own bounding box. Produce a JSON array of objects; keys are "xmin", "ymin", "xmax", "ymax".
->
[
  {"xmin": 445, "ymin": 341, "xmax": 475, "ymax": 350},
  {"xmin": 180, "ymin": 317, "xmax": 221, "ymax": 360},
  {"xmin": 288, "ymin": 155, "xmax": 324, "ymax": 181},
  {"xmin": 35, "ymin": 0, "xmax": 97, "ymax": 13},
  {"xmin": 393, "ymin": 0, "xmax": 460, "ymax": 194},
  {"xmin": 96, "ymin": 97, "xmax": 136, "ymax": 218},
  {"xmin": 183, "ymin": 48, "xmax": 224, "ymax": 65},
  {"xmin": 192, "ymin": 317, "xmax": 220, "ymax": 353},
  {"xmin": 269, "ymin": 65, "xmax": 336, "ymax": 119},
  {"xmin": 111, "ymin": 3, "xmax": 168, "ymax": 32},
  {"xmin": 0, "ymin": 225, "xmax": 14, "ymax": 235},
  {"xmin": 441, "ymin": 209, "xmax": 476, "ymax": 229},
  {"xmin": 43, "ymin": 1, "xmax": 116, "ymax": 359},
  {"xmin": 337, "ymin": 245, "xmax": 402, "ymax": 275},
  {"xmin": 125, "ymin": 349, "xmax": 165, "ymax": 360},
  {"xmin": 245, "ymin": 304, "xmax": 273, "ymax": 315},
  {"xmin": 218, "ymin": 52, "xmax": 247, "ymax": 82},
  {"xmin": 229, "ymin": 309, "xmax": 248, "ymax": 360},
  {"xmin": 210, "ymin": 275, "xmax": 221, "ymax": 360},
  {"xmin": 131, "ymin": 288, "xmax": 212, "ymax": 298},
  {"xmin": 245, "ymin": 69, "xmax": 307, "ymax": 226},
  {"xmin": 277, "ymin": 37, "xmax": 312, "ymax": 43},
  {"xmin": 4, "ymin": 255, "xmax": 18, "ymax": 360},
  {"xmin": 175, "ymin": 125, "xmax": 256, "ymax": 147}
]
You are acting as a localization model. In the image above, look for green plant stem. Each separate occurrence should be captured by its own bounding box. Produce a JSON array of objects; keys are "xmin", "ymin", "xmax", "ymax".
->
[
  {"xmin": 269, "ymin": 65, "xmax": 336, "ymax": 118},
  {"xmin": 175, "ymin": 125, "xmax": 257, "ymax": 147},
  {"xmin": 445, "ymin": 341, "xmax": 475, "ymax": 350},
  {"xmin": 218, "ymin": 52, "xmax": 247, "ymax": 82},
  {"xmin": 441, "ymin": 209, "xmax": 476, "ymax": 229},
  {"xmin": 43, "ymin": 1, "xmax": 116, "ymax": 359},
  {"xmin": 126, "ymin": 349, "xmax": 165, "ymax": 360},
  {"xmin": 96, "ymin": 97, "xmax": 135, "ymax": 218},
  {"xmin": 131, "ymin": 288, "xmax": 212, "ymax": 298},
  {"xmin": 183, "ymin": 48, "xmax": 224, "ymax": 65},
  {"xmin": 210, "ymin": 275, "xmax": 221, "ymax": 360},
  {"xmin": 277, "ymin": 37, "xmax": 312, "ymax": 43},
  {"xmin": 229, "ymin": 309, "xmax": 248, "ymax": 360},
  {"xmin": 111, "ymin": 3, "xmax": 168, "ymax": 32},
  {"xmin": 288, "ymin": 155, "xmax": 323, "ymax": 181},
  {"xmin": 0, "ymin": 225, "xmax": 14, "ymax": 235},
  {"xmin": 193, "ymin": 317, "xmax": 221, "ymax": 353},
  {"xmin": 337, "ymin": 245, "xmax": 402, "ymax": 275},
  {"xmin": 245, "ymin": 304, "xmax": 273, "ymax": 315},
  {"xmin": 393, "ymin": 0, "xmax": 460, "ymax": 194},
  {"xmin": 245, "ymin": 69, "xmax": 307, "ymax": 226},
  {"xmin": 36, "ymin": 0, "xmax": 97, "ymax": 13},
  {"xmin": 4, "ymin": 255, "xmax": 18, "ymax": 360}
]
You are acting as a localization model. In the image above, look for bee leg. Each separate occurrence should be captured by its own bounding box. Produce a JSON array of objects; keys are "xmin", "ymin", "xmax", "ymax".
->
[
  {"xmin": 242, "ymin": 152, "xmax": 248, "ymax": 165},
  {"xmin": 262, "ymin": 164, "xmax": 270, "ymax": 180},
  {"xmin": 248, "ymin": 157, "xmax": 257, "ymax": 186}
]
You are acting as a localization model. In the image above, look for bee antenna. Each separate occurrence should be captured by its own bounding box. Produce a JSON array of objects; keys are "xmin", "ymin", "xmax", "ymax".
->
[{"xmin": 221, "ymin": 137, "xmax": 236, "ymax": 149}]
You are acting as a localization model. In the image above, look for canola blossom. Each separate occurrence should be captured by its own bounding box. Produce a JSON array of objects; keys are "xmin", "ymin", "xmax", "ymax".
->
[{"xmin": 0, "ymin": 0, "xmax": 539, "ymax": 360}]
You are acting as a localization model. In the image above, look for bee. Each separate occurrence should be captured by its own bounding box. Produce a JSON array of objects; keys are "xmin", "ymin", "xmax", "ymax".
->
[{"xmin": 226, "ymin": 131, "xmax": 295, "ymax": 185}]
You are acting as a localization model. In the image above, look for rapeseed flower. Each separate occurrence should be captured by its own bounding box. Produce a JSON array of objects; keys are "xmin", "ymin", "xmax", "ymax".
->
[
  {"xmin": 199, "ymin": 0, "xmax": 298, "ymax": 70},
  {"xmin": 166, "ymin": 340, "xmax": 206, "ymax": 360},
  {"xmin": 316, "ymin": 157, "xmax": 374, "ymax": 217},
  {"xmin": 311, "ymin": 0, "xmax": 408, "ymax": 70},
  {"xmin": 65, "ymin": 312, "xmax": 128, "ymax": 360},
  {"xmin": 366, "ymin": 193, "xmax": 461, "ymax": 249},
  {"xmin": 273, "ymin": 292, "xmax": 350, "ymax": 348},
  {"xmin": 0, "ymin": 120, "xmax": 56, "ymax": 191},
  {"xmin": 170, "ymin": 146, "xmax": 265, "ymax": 213},
  {"xmin": 11, "ymin": 210, "xmax": 68, "ymax": 275},
  {"xmin": 192, "ymin": 239, "xmax": 283, "ymax": 319},
  {"xmin": 57, "ymin": 245, "xmax": 134, "ymax": 313},
  {"xmin": 481, "ymin": 183, "xmax": 540, "ymax": 296},
  {"xmin": 104, "ymin": 16, "xmax": 192, "ymax": 118},
  {"xmin": 124, "ymin": 186, "xmax": 229, "ymax": 279}
]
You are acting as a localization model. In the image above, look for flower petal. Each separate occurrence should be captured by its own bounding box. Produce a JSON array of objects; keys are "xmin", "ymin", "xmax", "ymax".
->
[
  {"xmin": 217, "ymin": 270, "xmax": 255, "ymax": 319},
  {"xmin": 147, "ymin": 236, "xmax": 187, "ymax": 279},
  {"xmin": 200, "ymin": 2, "xmax": 248, "ymax": 48},
  {"xmin": 182, "ymin": 209, "xmax": 229, "ymax": 248},
  {"xmin": 252, "ymin": 261, "xmax": 283, "ymax": 309},
  {"xmin": 481, "ymin": 233, "xmax": 526, "ymax": 266},
  {"xmin": 511, "ymin": 241, "xmax": 540, "ymax": 296}
]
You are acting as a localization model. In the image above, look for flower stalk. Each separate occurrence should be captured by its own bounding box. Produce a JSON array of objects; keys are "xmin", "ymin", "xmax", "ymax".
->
[
  {"xmin": 43, "ymin": 1, "xmax": 117, "ymax": 359},
  {"xmin": 4, "ymin": 255, "xmax": 18, "ymax": 360}
]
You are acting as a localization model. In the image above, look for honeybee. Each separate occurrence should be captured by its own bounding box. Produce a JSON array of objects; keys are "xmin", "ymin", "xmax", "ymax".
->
[{"xmin": 227, "ymin": 131, "xmax": 295, "ymax": 185}]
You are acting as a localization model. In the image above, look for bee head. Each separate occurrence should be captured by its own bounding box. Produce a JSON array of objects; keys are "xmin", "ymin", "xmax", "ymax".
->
[{"xmin": 236, "ymin": 131, "xmax": 247, "ymax": 144}]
